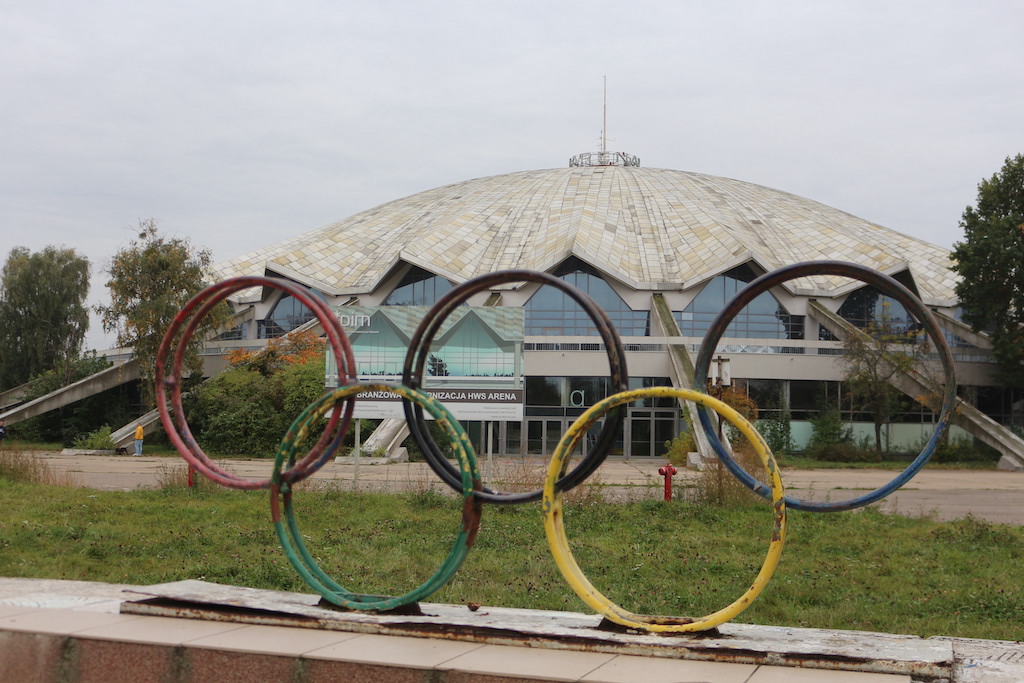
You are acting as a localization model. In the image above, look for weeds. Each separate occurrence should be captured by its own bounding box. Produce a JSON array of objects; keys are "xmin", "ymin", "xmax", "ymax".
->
[
  {"xmin": 488, "ymin": 456, "xmax": 606, "ymax": 506},
  {"xmin": 0, "ymin": 448, "xmax": 78, "ymax": 486},
  {"xmin": 688, "ymin": 440, "xmax": 764, "ymax": 507}
]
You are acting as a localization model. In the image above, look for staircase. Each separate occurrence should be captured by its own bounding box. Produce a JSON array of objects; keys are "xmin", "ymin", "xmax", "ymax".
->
[{"xmin": 809, "ymin": 301, "xmax": 1024, "ymax": 471}]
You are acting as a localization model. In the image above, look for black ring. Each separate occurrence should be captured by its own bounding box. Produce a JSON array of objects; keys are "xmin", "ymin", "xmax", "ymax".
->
[
  {"xmin": 693, "ymin": 261, "xmax": 957, "ymax": 512},
  {"xmin": 402, "ymin": 270, "xmax": 629, "ymax": 504}
]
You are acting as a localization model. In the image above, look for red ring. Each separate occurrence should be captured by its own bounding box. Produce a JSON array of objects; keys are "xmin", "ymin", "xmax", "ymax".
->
[{"xmin": 155, "ymin": 276, "xmax": 356, "ymax": 489}]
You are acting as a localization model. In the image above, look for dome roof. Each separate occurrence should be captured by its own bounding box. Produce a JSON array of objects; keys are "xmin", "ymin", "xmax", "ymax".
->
[{"xmin": 213, "ymin": 165, "xmax": 958, "ymax": 306}]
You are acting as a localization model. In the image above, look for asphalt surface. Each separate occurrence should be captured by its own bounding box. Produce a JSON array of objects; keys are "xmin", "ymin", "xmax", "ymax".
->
[{"xmin": 30, "ymin": 451, "xmax": 1024, "ymax": 526}]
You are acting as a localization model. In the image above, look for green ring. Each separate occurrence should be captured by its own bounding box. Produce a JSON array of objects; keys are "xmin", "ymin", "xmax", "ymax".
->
[{"xmin": 271, "ymin": 383, "xmax": 482, "ymax": 611}]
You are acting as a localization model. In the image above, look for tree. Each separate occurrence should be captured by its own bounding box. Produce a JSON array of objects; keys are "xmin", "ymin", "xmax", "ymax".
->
[
  {"xmin": 0, "ymin": 246, "xmax": 90, "ymax": 390},
  {"xmin": 951, "ymin": 154, "xmax": 1024, "ymax": 387},
  {"xmin": 841, "ymin": 306, "xmax": 926, "ymax": 456},
  {"xmin": 97, "ymin": 220, "xmax": 228, "ymax": 404}
]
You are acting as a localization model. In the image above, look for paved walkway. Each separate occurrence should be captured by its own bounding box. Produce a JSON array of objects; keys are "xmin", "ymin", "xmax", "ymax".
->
[{"xmin": 33, "ymin": 451, "xmax": 1024, "ymax": 525}]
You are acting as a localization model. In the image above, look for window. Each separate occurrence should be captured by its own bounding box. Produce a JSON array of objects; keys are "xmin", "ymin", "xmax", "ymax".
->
[
  {"xmin": 385, "ymin": 266, "xmax": 454, "ymax": 306},
  {"xmin": 675, "ymin": 264, "xmax": 804, "ymax": 339},
  {"xmin": 836, "ymin": 286, "xmax": 918, "ymax": 335},
  {"xmin": 258, "ymin": 293, "xmax": 316, "ymax": 338},
  {"xmin": 525, "ymin": 258, "xmax": 649, "ymax": 336}
]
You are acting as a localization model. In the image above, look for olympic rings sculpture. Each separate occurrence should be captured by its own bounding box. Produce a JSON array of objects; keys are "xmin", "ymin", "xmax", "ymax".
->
[{"xmin": 156, "ymin": 262, "xmax": 955, "ymax": 631}]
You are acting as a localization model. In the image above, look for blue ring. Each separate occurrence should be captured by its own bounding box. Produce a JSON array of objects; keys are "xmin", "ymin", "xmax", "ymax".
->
[{"xmin": 693, "ymin": 261, "xmax": 957, "ymax": 512}]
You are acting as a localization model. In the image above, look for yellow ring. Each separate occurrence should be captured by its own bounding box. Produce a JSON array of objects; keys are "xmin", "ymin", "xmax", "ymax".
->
[{"xmin": 542, "ymin": 387, "xmax": 786, "ymax": 632}]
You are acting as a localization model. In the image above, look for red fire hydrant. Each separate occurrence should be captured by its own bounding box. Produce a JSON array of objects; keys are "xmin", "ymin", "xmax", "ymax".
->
[{"xmin": 658, "ymin": 464, "xmax": 678, "ymax": 501}]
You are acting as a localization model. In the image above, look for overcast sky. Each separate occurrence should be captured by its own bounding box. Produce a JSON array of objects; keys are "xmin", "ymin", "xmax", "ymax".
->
[{"xmin": 2, "ymin": 1, "xmax": 1022, "ymax": 350}]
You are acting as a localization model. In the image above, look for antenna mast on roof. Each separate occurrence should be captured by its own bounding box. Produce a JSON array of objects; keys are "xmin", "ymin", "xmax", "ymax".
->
[
  {"xmin": 569, "ymin": 77, "xmax": 639, "ymax": 168},
  {"xmin": 601, "ymin": 75, "xmax": 607, "ymax": 154}
]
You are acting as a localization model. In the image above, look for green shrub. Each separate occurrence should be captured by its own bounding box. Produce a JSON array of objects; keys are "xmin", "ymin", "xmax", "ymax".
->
[
  {"xmin": 662, "ymin": 431, "xmax": 695, "ymax": 466},
  {"xmin": 72, "ymin": 426, "xmax": 115, "ymax": 450},
  {"xmin": 758, "ymin": 411, "xmax": 792, "ymax": 456},
  {"xmin": 930, "ymin": 435, "xmax": 1001, "ymax": 464},
  {"xmin": 808, "ymin": 406, "xmax": 850, "ymax": 448},
  {"xmin": 190, "ymin": 368, "xmax": 285, "ymax": 455},
  {"xmin": 803, "ymin": 440, "xmax": 880, "ymax": 463},
  {"xmin": 187, "ymin": 351, "xmax": 331, "ymax": 456}
]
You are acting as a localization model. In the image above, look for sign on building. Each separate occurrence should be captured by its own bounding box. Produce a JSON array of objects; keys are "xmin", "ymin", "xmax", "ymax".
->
[{"xmin": 325, "ymin": 306, "xmax": 525, "ymax": 421}]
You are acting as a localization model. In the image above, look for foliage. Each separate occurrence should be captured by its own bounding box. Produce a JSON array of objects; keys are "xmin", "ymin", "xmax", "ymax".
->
[
  {"xmin": 841, "ymin": 308, "xmax": 926, "ymax": 455},
  {"xmin": 692, "ymin": 385, "xmax": 763, "ymax": 506},
  {"xmin": 97, "ymin": 219, "xmax": 229, "ymax": 405},
  {"xmin": 0, "ymin": 246, "xmax": 90, "ymax": 391},
  {"xmin": 757, "ymin": 387, "xmax": 792, "ymax": 456},
  {"xmin": 716, "ymin": 385, "xmax": 759, "ymax": 423},
  {"xmin": 800, "ymin": 405, "xmax": 878, "ymax": 462},
  {"xmin": 951, "ymin": 153, "xmax": 1024, "ymax": 388},
  {"xmin": 401, "ymin": 419, "xmax": 455, "ymax": 461},
  {"xmin": 928, "ymin": 434, "xmax": 1001, "ymax": 464},
  {"xmin": 226, "ymin": 330, "xmax": 325, "ymax": 375},
  {"xmin": 190, "ymin": 369, "xmax": 284, "ymax": 454},
  {"xmin": 662, "ymin": 431, "xmax": 695, "ymax": 466},
  {"xmin": 690, "ymin": 440, "xmax": 764, "ymax": 506},
  {"xmin": 0, "ymin": 450, "xmax": 76, "ymax": 486},
  {"xmin": 808, "ymin": 405, "xmax": 850, "ymax": 447},
  {"xmin": 189, "ymin": 337, "xmax": 328, "ymax": 455},
  {"xmin": 72, "ymin": 426, "xmax": 116, "ymax": 450},
  {"xmin": 10, "ymin": 355, "xmax": 136, "ymax": 446}
]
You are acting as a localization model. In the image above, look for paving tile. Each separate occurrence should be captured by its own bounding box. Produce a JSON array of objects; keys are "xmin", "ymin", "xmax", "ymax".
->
[
  {"xmin": 581, "ymin": 654, "xmax": 756, "ymax": 682},
  {"xmin": 186, "ymin": 623, "xmax": 361, "ymax": 656},
  {"xmin": 748, "ymin": 665, "xmax": 912, "ymax": 682},
  {"xmin": 440, "ymin": 643, "xmax": 615, "ymax": 681},
  {"xmin": 304, "ymin": 632, "xmax": 482, "ymax": 667},
  {"xmin": 74, "ymin": 614, "xmax": 246, "ymax": 645},
  {"xmin": 0, "ymin": 604, "xmax": 41, "ymax": 619},
  {"xmin": 0, "ymin": 607, "xmax": 141, "ymax": 635}
]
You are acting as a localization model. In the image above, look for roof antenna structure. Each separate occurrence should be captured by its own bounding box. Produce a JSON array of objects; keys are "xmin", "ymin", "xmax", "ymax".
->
[
  {"xmin": 570, "ymin": 77, "xmax": 639, "ymax": 168},
  {"xmin": 601, "ymin": 74, "xmax": 607, "ymax": 154}
]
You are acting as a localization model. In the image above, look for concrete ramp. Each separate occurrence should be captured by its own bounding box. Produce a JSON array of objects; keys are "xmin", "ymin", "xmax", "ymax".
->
[
  {"xmin": 651, "ymin": 294, "xmax": 719, "ymax": 465},
  {"xmin": 0, "ymin": 378, "xmax": 43, "ymax": 412},
  {"xmin": 110, "ymin": 409, "xmax": 163, "ymax": 449},
  {"xmin": 809, "ymin": 301, "xmax": 1024, "ymax": 471},
  {"xmin": 0, "ymin": 360, "xmax": 140, "ymax": 426},
  {"xmin": 361, "ymin": 418, "xmax": 410, "ymax": 462}
]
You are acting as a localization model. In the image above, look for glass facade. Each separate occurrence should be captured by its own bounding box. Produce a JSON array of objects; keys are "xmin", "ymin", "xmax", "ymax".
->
[
  {"xmin": 342, "ymin": 307, "xmax": 522, "ymax": 379},
  {"xmin": 525, "ymin": 258, "xmax": 649, "ymax": 336},
  {"xmin": 832, "ymin": 286, "xmax": 918, "ymax": 335},
  {"xmin": 521, "ymin": 375, "xmax": 677, "ymax": 457},
  {"xmin": 385, "ymin": 266, "xmax": 454, "ymax": 306},
  {"xmin": 675, "ymin": 264, "xmax": 804, "ymax": 339},
  {"xmin": 258, "ymin": 293, "xmax": 317, "ymax": 338}
]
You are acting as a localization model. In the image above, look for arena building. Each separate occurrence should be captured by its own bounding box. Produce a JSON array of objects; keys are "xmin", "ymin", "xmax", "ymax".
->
[{"xmin": 208, "ymin": 151, "xmax": 1022, "ymax": 467}]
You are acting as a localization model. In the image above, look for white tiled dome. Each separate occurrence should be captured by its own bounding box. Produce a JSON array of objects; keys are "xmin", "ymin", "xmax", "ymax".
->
[{"xmin": 212, "ymin": 165, "xmax": 958, "ymax": 305}]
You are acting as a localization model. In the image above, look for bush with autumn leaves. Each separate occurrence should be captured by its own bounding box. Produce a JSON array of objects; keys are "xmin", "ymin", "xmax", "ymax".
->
[{"xmin": 186, "ymin": 331, "xmax": 332, "ymax": 455}]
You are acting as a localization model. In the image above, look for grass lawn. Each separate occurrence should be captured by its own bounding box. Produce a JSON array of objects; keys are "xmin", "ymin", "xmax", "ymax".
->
[{"xmin": 0, "ymin": 475, "xmax": 1020, "ymax": 642}]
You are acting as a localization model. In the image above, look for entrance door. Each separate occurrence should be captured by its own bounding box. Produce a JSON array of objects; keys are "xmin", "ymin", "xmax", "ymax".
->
[{"xmin": 626, "ymin": 408, "xmax": 679, "ymax": 458}]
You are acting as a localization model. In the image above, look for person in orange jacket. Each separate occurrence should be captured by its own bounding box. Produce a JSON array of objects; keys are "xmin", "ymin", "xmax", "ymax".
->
[{"xmin": 134, "ymin": 423, "xmax": 144, "ymax": 456}]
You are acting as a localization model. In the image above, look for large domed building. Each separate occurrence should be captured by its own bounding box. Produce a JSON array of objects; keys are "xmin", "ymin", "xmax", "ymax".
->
[{"xmin": 210, "ymin": 152, "xmax": 1019, "ymax": 464}]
